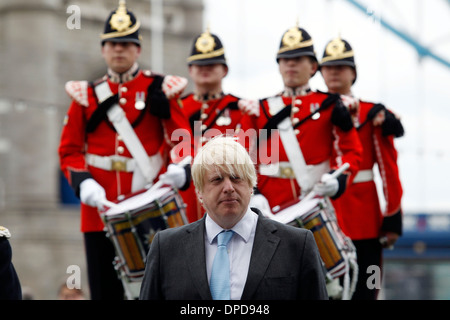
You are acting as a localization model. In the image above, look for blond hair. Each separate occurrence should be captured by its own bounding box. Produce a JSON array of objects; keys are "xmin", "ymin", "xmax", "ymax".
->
[{"xmin": 191, "ymin": 136, "xmax": 257, "ymax": 193}]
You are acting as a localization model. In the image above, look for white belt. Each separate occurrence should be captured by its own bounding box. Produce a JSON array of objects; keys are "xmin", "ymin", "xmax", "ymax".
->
[
  {"xmin": 277, "ymin": 117, "xmax": 313, "ymax": 191},
  {"xmin": 86, "ymin": 153, "xmax": 162, "ymax": 173},
  {"xmin": 259, "ymin": 161, "xmax": 330, "ymax": 182},
  {"xmin": 353, "ymin": 169, "xmax": 374, "ymax": 183},
  {"xmin": 259, "ymin": 162, "xmax": 296, "ymax": 178}
]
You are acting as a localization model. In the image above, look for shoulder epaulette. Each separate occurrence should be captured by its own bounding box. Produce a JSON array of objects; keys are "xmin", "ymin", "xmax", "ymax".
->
[
  {"xmin": 0, "ymin": 226, "xmax": 11, "ymax": 239},
  {"xmin": 65, "ymin": 80, "xmax": 89, "ymax": 107},
  {"xmin": 162, "ymin": 75, "xmax": 188, "ymax": 99}
]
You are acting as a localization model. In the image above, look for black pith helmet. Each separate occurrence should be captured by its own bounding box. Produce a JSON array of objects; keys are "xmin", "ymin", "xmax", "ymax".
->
[
  {"xmin": 100, "ymin": 0, "xmax": 142, "ymax": 46},
  {"xmin": 276, "ymin": 25, "xmax": 317, "ymax": 64},
  {"xmin": 320, "ymin": 36, "xmax": 357, "ymax": 83},
  {"xmin": 187, "ymin": 28, "xmax": 227, "ymax": 66}
]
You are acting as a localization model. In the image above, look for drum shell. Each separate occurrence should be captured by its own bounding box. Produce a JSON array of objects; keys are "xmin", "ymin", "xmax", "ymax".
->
[
  {"xmin": 102, "ymin": 187, "xmax": 187, "ymax": 281},
  {"xmin": 287, "ymin": 197, "xmax": 354, "ymax": 279}
]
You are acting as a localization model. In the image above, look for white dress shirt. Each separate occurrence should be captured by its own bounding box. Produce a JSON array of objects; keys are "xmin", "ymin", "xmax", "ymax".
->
[{"xmin": 205, "ymin": 207, "xmax": 258, "ymax": 300}]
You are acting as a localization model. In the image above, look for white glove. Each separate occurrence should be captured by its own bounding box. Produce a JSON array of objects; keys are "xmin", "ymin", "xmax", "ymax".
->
[
  {"xmin": 162, "ymin": 75, "xmax": 188, "ymax": 99},
  {"xmin": 80, "ymin": 178, "xmax": 106, "ymax": 209},
  {"xmin": 313, "ymin": 173, "xmax": 339, "ymax": 197},
  {"xmin": 237, "ymin": 99, "xmax": 260, "ymax": 116},
  {"xmin": 158, "ymin": 163, "xmax": 187, "ymax": 189},
  {"xmin": 249, "ymin": 193, "xmax": 273, "ymax": 217},
  {"xmin": 340, "ymin": 94, "xmax": 359, "ymax": 111}
]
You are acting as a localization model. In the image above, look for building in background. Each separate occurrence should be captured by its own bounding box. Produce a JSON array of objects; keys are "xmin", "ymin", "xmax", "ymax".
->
[{"xmin": 0, "ymin": 0, "xmax": 203, "ymax": 299}]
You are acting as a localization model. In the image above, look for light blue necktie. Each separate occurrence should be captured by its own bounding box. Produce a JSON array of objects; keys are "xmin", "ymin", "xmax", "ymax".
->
[{"xmin": 210, "ymin": 230, "xmax": 234, "ymax": 300}]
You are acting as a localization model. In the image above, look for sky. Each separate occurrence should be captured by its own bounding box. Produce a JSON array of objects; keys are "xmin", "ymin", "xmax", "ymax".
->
[{"xmin": 202, "ymin": 0, "xmax": 450, "ymax": 214}]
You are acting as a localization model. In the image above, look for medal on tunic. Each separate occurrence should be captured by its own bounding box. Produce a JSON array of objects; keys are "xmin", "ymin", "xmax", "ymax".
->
[
  {"xmin": 310, "ymin": 102, "xmax": 320, "ymax": 120},
  {"xmin": 135, "ymin": 92, "xmax": 146, "ymax": 110},
  {"xmin": 216, "ymin": 109, "xmax": 232, "ymax": 126}
]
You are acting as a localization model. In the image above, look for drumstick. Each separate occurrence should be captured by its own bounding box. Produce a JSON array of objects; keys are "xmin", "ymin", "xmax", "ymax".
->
[
  {"xmin": 302, "ymin": 162, "xmax": 350, "ymax": 201},
  {"xmin": 100, "ymin": 199, "xmax": 119, "ymax": 209},
  {"xmin": 327, "ymin": 162, "xmax": 350, "ymax": 180},
  {"xmin": 146, "ymin": 180, "xmax": 164, "ymax": 194}
]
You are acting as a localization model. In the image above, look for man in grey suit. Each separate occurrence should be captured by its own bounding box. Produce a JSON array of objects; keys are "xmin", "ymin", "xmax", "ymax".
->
[{"xmin": 139, "ymin": 136, "xmax": 328, "ymax": 300}]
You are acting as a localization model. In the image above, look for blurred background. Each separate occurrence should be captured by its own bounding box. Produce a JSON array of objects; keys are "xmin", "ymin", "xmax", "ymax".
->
[{"xmin": 1, "ymin": 0, "xmax": 449, "ymax": 299}]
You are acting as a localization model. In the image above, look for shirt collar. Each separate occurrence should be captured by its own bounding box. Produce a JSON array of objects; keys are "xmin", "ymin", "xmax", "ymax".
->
[
  {"xmin": 205, "ymin": 207, "xmax": 258, "ymax": 244},
  {"xmin": 282, "ymin": 84, "xmax": 311, "ymax": 97},
  {"xmin": 107, "ymin": 62, "xmax": 140, "ymax": 83},
  {"xmin": 193, "ymin": 91, "xmax": 224, "ymax": 102}
]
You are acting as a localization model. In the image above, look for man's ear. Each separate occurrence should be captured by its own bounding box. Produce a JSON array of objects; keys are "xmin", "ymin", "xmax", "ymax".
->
[
  {"xmin": 196, "ymin": 190, "xmax": 203, "ymax": 203},
  {"xmin": 311, "ymin": 61, "xmax": 319, "ymax": 77},
  {"xmin": 222, "ymin": 65, "xmax": 229, "ymax": 78},
  {"xmin": 135, "ymin": 44, "xmax": 142, "ymax": 58}
]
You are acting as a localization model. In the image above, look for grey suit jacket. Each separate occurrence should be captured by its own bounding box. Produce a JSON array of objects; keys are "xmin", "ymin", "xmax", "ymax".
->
[{"xmin": 139, "ymin": 208, "xmax": 328, "ymax": 300}]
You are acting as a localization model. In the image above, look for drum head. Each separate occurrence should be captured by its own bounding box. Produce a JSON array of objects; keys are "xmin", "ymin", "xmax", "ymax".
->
[
  {"xmin": 271, "ymin": 196, "xmax": 321, "ymax": 224},
  {"xmin": 104, "ymin": 186, "xmax": 172, "ymax": 216}
]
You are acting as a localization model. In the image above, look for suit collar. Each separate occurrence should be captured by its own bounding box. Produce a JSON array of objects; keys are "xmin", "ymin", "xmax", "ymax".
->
[
  {"xmin": 241, "ymin": 209, "xmax": 280, "ymax": 299},
  {"xmin": 184, "ymin": 217, "xmax": 213, "ymax": 300}
]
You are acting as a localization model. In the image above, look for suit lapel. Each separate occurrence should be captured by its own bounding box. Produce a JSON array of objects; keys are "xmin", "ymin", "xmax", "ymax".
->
[
  {"xmin": 241, "ymin": 213, "xmax": 280, "ymax": 300},
  {"xmin": 184, "ymin": 218, "xmax": 212, "ymax": 300}
]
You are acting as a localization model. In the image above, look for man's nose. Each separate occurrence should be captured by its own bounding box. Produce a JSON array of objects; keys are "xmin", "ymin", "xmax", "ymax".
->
[{"xmin": 222, "ymin": 177, "xmax": 235, "ymax": 193}]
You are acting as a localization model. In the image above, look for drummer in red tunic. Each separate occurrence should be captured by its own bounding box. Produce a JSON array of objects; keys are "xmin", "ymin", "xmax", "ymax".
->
[
  {"xmin": 178, "ymin": 28, "xmax": 255, "ymax": 222},
  {"xmin": 319, "ymin": 36, "xmax": 404, "ymax": 300},
  {"xmin": 58, "ymin": 1, "xmax": 191, "ymax": 299},
  {"xmin": 239, "ymin": 24, "xmax": 363, "ymax": 215}
]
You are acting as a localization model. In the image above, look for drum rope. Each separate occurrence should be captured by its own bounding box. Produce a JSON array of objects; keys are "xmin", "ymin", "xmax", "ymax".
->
[
  {"xmin": 349, "ymin": 253, "xmax": 359, "ymax": 297},
  {"xmin": 341, "ymin": 243, "xmax": 358, "ymax": 300},
  {"xmin": 342, "ymin": 256, "xmax": 351, "ymax": 300}
]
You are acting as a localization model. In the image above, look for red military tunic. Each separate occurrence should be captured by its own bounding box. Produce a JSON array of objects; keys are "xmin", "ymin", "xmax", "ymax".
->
[
  {"xmin": 58, "ymin": 68, "xmax": 192, "ymax": 232},
  {"xmin": 178, "ymin": 92, "xmax": 255, "ymax": 222},
  {"xmin": 331, "ymin": 100, "xmax": 403, "ymax": 240},
  {"xmin": 250, "ymin": 89, "xmax": 363, "ymax": 212}
]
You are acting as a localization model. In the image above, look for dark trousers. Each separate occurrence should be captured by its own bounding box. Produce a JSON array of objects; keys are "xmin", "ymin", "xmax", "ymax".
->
[
  {"xmin": 351, "ymin": 238, "xmax": 383, "ymax": 300},
  {"xmin": 84, "ymin": 231, "xmax": 124, "ymax": 300},
  {"xmin": 0, "ymin": 238, "xmax": 22, "ymax": 300}
]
